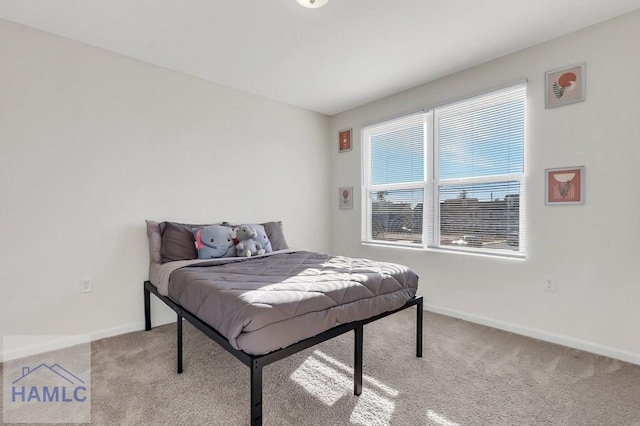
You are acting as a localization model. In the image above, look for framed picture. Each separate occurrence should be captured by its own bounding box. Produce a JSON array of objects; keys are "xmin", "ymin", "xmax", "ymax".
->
[
  {"xmin": 339, "ymin": 186, "xmax": 353, "ymax": 209},
  {"xmin": 545, "ymin": 166, "xmax": 585, "ymax": 205},
  {"xmin": 339, "ymin": 129, "xmax": 352, "ymax": 153},
  {"xmin": 545, "ymin": 63, "xmax": 585, "ymax": 108}
]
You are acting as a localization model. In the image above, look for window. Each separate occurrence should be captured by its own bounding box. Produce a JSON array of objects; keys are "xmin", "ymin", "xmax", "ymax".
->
[{"xmin": 362, "ymin": 82, "xmax": 526, "ymax": 257}]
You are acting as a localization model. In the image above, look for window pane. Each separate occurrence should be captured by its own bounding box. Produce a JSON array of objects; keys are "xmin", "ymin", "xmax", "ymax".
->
[
  {"xmin": 439, "ymin": 182, "xmax": 520, "ymax": 251},
  {"xmin": 438, "ymin": 97, "xmax": 524, "ymax": 180},
  {"xmin": 361, "ymin": 83, "xmax": 525, "ymax": 257},
  {"xmin": 371, "ymin": 125, "xmax": 424, "ymax": 185},
  {"xmin": 370, "ymin": 189, "xmax": 423, "ymax": 245}
]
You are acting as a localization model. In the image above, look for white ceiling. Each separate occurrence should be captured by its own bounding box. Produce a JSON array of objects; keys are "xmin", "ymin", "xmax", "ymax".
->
[{"xmin": 2, "ymin": 0, "xmax": 640, "ymax": 115}]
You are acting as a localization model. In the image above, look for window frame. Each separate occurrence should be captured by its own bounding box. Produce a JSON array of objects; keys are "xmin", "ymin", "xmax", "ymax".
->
[
  {"xmin": 361, "ymin": 113, "xmax": 427, "ymax": 246},
  {"xmin": 361, "ymin": 83, "xmax": 526, "ymax": 258}
]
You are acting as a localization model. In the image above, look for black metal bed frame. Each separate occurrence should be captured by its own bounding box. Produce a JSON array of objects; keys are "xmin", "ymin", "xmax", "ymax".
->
[{"xmin": 144, "ymin": 280, "xmax": 423, "ymax": 426}]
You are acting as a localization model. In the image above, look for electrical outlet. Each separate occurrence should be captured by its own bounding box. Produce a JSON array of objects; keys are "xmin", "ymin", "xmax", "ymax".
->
[
  {"xmin": 544, "ymin": 276, "xmax": 557, "ymax": 292},
  {"xmin": 81, "ymin": 278, "xmax": 92, "ymax": 293}
]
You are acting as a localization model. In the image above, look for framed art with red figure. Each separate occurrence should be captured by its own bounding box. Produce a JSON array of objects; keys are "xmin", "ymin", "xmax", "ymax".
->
[
  {"xmin": 339, "ymin": 186, "xmax": 353, "ymax": 209},
  {"xmin": 545, "ymin": 166, "xmax": 585, "ymax": 205}
]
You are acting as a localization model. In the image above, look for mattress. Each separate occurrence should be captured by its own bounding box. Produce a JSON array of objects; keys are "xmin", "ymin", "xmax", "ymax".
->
[{"xmin": 164, "ymin": 251, "xmax": 418, "ymax": 355}]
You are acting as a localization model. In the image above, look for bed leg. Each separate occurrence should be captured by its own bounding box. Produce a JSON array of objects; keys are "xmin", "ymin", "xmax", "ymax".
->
[
  {"xmin": 354, "ymin": 324, "xmax": 363, "ymax": 396},
  {"xmin": 144, "ymin": 286, "xmax": 151, "ymax": 331},
  {"xmin": 177, "ymin": 313, "xmax": 183, "ymax": 374},
  {"xmin": 250, "ymin": 360, "xmax": 263, "ymax": 426},
  {"xmin": 416, "ymin": 297, "xmax": 423, "ymax": 358}
]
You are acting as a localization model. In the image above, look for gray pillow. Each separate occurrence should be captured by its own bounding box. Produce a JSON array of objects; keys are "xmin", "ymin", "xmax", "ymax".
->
[
  {"xmin": 262, "ymin": 221, "xmax": 289, "ymax": 251},
  {"xmin": 160, "ymin": 222, "xmax": 199, "ymax": 263},
  {"xmin": 145, "ymin": 220, "xmax": 162, "ymax": 264},
  {"xmin": 152, "ymin": 220, "xmax": 287, "ymax": 263}
]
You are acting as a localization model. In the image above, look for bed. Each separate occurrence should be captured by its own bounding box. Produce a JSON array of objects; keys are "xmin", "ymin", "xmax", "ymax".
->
[{"xmin": 144, "ymin": 220, "xmax": 423, "ymax": 425}]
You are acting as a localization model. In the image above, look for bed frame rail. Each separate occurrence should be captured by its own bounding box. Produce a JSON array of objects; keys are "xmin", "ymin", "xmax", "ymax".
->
[{"xmin": 144, "ymin": 280, "xmax": 423, "ymax": 426}]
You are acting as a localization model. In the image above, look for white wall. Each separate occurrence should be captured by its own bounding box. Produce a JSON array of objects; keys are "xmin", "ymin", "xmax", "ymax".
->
[
  {"xmin": 0, "ymin": 19, "xmax": 330, "ymax": 359},
  {"xmin": 330, "ymin": 11, "xmax": 640, "ymax": 364}
]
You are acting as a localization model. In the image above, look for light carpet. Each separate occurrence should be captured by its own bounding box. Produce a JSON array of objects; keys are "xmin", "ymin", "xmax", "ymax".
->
[{"xmin": 2, "ymin": 310, "xmax": 640, "ymax": 425}]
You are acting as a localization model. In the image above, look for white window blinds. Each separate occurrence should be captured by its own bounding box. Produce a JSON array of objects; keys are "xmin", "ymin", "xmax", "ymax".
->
[
  {"xmin": 434, "ymin": 83, "xmax": 526, "ymax": 255},
  {"xmin": 362, "ymin": 82, "xmax": 526, "ymax": 257},
  {"xmin": 436, "ymin": 84, "xmax": 525, "ymax": 179},
  {"xmin": 362, "ymin": 113, "xmax": 425, "ymax": 246},
  {"xmin": 367, "ymin": 113, "xmax": 425, "ymax": 186}
]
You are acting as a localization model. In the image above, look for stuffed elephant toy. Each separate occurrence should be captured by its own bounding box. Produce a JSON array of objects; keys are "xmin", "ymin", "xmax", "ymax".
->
[
  {"xmin": 235, "ymin": 225, "xmax": 266, "ymax": 257},
  {"xmin": 193, "ymin": 225, "xmax": 236, "ymax": 259}
]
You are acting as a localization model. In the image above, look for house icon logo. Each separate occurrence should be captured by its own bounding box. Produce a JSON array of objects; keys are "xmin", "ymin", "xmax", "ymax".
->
[{"xmin": 11, "ymin": 363, "xmax": 88, "ymax": 403}]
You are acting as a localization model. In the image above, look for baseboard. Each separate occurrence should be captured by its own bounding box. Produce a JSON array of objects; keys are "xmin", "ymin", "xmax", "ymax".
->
[
  {"xmin": 425, "ymin": 303, "xmax": 640, "ymax": 366},
  {"xmin": 0, "ymin": 317, "xmax": 176, "ymax": 363}
]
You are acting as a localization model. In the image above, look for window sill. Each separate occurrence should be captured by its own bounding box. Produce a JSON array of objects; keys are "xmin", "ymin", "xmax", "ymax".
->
[{"xmin": 361, "ymin": 241, "xmax": 526, "ymax": 261}]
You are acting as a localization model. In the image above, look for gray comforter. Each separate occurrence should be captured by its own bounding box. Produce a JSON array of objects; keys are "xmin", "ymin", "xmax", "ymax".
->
[{"xmin": 168, "ymin": 251, "xmax": 419, "ymax": 355}]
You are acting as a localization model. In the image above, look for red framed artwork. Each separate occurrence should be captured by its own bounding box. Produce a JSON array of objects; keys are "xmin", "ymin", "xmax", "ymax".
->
[
  {"xmin": 339, "ymin": 129, "xmax": 352, "ymax": 153},
  {"xmin": 545, "ymin": 166, "xmax": 585, "ymax": 205}
]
